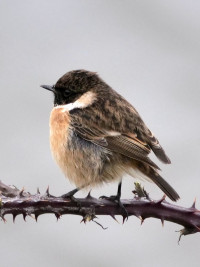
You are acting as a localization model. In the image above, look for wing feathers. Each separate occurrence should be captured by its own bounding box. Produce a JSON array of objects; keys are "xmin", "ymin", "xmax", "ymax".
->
[
  {"xmin": 147, "ymin": 130, "xmax": 171, "ymax": 164},
  {"xmin": 150, "ymin": 143, "xmax": 171, "ymax": 164},
  {"xmin": 73, "ymin": 122, "xmax": 160, "ymax": 170},
  {"xmin": 105, "ymin": 135, "xmax": 160, "ymax": 170}
]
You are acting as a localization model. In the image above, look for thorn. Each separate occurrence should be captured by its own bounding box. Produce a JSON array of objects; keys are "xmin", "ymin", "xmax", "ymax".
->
[
  {"xmin": 155, "ymin": 195, "xmax": 166, "ymax": 205},
  {"xmin": 122, "ymin": 215, "xmax": 128, "ymax": 224},
  {"xmin": 136, "ymin": 215, "xmax": 144, "ymax": 224},
  {"xmin": 86, "ymin": 190, "xmax": 91, "ymax": 198},
  {"xmin": 19, "ymin": 187, "xmax": 25, "ymax": 197},
  {"xmin": 13, "ymin": 214, "xmax": 17, "ymax": 223},
  {"xmin": 35, "ymin": 214, "xmax": 39, "ymax": 222},
  {"xmin": 140, "ymin": 217, "xmax": 145, "ymax": 225},
  {"xmin": 86, "ymin": 190, "xmax": 93, "ymax": 199},
  {"xmin": 22, "ymin": 213, "xmax": 27, "ymax": 221},
  {"xmin": 80, "ymin": 217, "xmax": 86, "ymax": 224},
  {"xmin": 46, "ymin": 186, "xmax": 50, "ymax": 197},
  {"xmin": 43, "ymin": 186, "xmax": 55, "ymax": 198},
  {"xmin": 1, "ymin": 215, "xmax": 6, "ymax": 223},
  {"xmin": 37, "ymin": 187, "xmax": 40, "ymax": 194},
  {"xmin": 55, "ymin": 212, "xmax": 61, "ymax": 221},
  {"xmin": 190, "ymin": 197, "xmax": 196, "ymax": 210},
  {"xmin": 161, "ymin": 218, "xmax": 164, "ymax": 227},
  {"xmin": 187, "ymin": 198, "xmax": 200, "ymax": 212},
  {"xmin": 110, "ymin": 214, "xmax": 119, "ymax": 223},
  {"xmin": 122, "ymin": 216, "xmax": 126, "ymax": 224},
  {"xmin": 135, "ymin": 214, "xmax": 142, "ymax": 220}
]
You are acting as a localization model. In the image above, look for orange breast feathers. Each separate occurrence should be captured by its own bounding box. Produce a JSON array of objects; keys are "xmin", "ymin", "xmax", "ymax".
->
[{"xmin": 49, "ymin": 107, "xmax": 71, "ymax": 176}]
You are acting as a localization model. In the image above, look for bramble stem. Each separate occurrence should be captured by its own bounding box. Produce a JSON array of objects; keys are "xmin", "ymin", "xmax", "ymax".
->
[{"xmin": 0, "ymin": 181, "xmax": 199, "ymax": 242}]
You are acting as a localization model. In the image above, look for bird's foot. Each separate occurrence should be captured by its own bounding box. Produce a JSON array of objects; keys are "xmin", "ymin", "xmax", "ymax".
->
[
  {"xmin": 60, "ymin": 188, "xmax": 81, "ymax": 209},
  {"xmin": 99, "ymin": 194, "xmax": 128, "ymax": 221}
]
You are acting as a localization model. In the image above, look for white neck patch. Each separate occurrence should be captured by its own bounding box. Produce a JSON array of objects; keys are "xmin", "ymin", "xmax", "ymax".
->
[{"xmin": 55, "ymin": 91, "xmax": 96, "ymax": 112}]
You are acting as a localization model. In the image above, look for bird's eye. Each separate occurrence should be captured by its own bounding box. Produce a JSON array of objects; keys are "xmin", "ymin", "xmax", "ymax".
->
[{"xmin": 64, "ymin": 89, "xmax": 71, "ymax": 97}]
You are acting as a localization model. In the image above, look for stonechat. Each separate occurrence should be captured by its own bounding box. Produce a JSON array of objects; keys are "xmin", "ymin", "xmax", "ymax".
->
[{"xmin": 41, "ymin": 69, "xmax": 179, "ymax": 209}]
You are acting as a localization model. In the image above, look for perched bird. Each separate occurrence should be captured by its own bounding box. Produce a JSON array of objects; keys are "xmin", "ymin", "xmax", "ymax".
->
[{"xmin": 41, "ymin": 69, "xmax": 179, "ymax": 209}]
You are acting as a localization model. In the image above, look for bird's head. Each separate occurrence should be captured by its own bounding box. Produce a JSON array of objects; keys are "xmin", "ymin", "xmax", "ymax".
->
[{"xmin": 41, "ymin": 69, "xmax": 100, "ymax": 106}]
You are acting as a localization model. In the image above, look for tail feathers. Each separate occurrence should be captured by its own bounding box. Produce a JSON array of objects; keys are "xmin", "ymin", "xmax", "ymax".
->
[
  {"xmin": 136, "ymin": 162, "xmax": 180, "ymax": 201},
  {"xmin": 150, "ymin": 172, "xmax": 180, "ymax": 201}
]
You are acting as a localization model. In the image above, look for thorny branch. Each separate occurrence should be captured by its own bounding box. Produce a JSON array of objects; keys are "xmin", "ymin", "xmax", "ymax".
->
[{"xmin": 0, "ymin": 180, "xmax": 199, "ymax": 242}]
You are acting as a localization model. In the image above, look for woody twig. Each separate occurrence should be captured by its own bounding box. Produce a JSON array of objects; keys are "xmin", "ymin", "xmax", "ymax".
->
[{"xmin": 0, "ymin": 180, "xmax": 199, "ymax": 243}]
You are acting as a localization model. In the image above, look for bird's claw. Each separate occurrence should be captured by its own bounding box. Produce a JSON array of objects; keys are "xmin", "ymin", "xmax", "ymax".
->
[{"xmin": 100, "ymin": 195, "xmax": 128, "ymax": 220}]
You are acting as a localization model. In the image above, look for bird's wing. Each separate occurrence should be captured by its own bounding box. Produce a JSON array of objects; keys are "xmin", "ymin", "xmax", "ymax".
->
[
  {"xmin": 69, "ymin": 88, "xmax": 170, "ymax": 165},
  {"xmin": 70, "ymin": 114, "xmax": 160, "ymax": 170},
  {"xmin": 143, "ymin": 128, "xmax": 171, "ymax": 164}
]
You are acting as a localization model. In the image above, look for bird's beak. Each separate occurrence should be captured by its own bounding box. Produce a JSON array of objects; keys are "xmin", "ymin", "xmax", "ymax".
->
[{"xmin": 40, "ymin": 85, "xmax": 55, "ymax": 93}]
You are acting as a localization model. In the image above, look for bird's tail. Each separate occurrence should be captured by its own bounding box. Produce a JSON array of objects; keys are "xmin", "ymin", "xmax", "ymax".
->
[{"xmin": 134, "ymin": 162, "xmax": 180, "ymax": 201}]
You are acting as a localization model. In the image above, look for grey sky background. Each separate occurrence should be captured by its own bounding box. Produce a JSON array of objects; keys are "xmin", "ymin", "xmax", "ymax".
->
[{"xmin": 0, "ymin": 1, "xmax": 200, "ymax": 266}]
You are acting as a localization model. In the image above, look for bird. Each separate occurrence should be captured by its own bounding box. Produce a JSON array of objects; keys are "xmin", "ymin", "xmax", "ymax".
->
[{"xmin": 41, "ymin": 69, "xmax": 179, "ymax": 210}]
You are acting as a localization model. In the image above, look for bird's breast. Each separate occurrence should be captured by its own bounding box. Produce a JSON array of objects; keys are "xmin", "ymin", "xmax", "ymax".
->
[{"xmin": 49, "ymin": 107, "xmax": 71, "ymax": 175}]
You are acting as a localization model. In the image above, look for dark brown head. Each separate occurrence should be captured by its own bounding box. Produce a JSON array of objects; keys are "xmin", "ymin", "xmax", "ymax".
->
[{"xmin": 41, "ymin": 69, "xmax": 101, "ymax": 106}]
